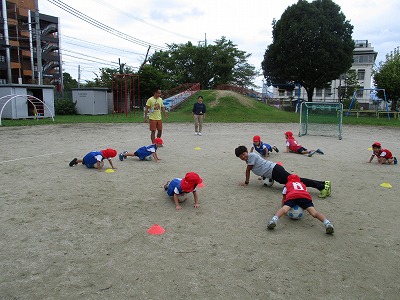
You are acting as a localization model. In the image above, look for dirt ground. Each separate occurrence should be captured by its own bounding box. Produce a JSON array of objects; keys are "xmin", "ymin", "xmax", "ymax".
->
[{"xmin": 0, "ymin": 122, "xmax": 399, "ymax": 300}]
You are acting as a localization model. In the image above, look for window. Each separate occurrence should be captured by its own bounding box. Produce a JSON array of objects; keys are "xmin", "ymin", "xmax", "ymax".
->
[
  {"xmin": 286, "ymin": 90, "xmax": 293, "ymax": 97},
  {"xmin": 278, "ymin": 89, "xmax": 285, "ymax": 96},
  {"xmin": 357, "ymin": 69, "xmax": 365, "ymax": 80},
  {"xmin": 324, "ymin": 88, "xmax": 331, "ymax": 97},
  {"xmin": 356, "ymin": 87, "xmax": 364, "ymax": 98},
  {"xmin": 315, "ymin": 88, "xmax": 323, "ymax": 97},
  {"xmin": 0, "ymin": 55, "xmax": 5, "ymax": 62},
  {"xmin": 353, "ymin": 55, "xmax": 374, "ymax": 64}
]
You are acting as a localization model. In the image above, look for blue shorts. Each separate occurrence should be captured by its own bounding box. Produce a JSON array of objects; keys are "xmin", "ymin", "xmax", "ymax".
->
[
  {"xmin": 296, "ymin": 147, "xmax": 307, "ymax": 154},
  {"xmin": 284, "ymin": 198, "xmax": 314, "ymax": 209}
]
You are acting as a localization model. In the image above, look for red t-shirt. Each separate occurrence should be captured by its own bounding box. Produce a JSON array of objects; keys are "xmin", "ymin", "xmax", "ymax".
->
[
  {"xmin": 286, "ymin": 138, "xmax": 302, "ymax": 152},
  {"xmin": 283, "ymin": 181, "xmax": 312, "ymax": 203},
  {"xmin": 373, "ymin": 148, "xmax": 393, "ymax": 159}
]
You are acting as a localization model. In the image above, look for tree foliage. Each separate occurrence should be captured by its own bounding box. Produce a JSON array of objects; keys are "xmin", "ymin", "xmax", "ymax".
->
[
  {"xmin": 373, "ymin": 47, "xmax": 400, "ymax": 111},
  {"xmin": 63, "ymin": 72, "xmax": 78, "ymax": 91},
  {"xmin": 148, "ymin": 37, "xmax": 257, "ymax": 90},
  {"xmin": 261, "ymin": 0, "xmax": 354, "ymax": 101}
]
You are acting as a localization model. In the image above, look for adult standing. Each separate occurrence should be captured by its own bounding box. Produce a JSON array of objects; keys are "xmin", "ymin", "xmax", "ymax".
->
[
  {"xmin": 144, "ymin": 89, "xmax": 168, "ymax": 143},
  {"xmin": 192, "ymin": 95, "xmax": 206, "ymax": 135}
]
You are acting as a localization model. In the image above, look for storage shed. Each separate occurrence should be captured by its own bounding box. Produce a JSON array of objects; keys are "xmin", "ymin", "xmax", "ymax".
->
[
  {"xmin": 0, "ymin": 84, "xmax": 55, "ymax": 119},
  {"xmin": 72, "ymin": 88, "xmax": 109, "ymax": 115}
]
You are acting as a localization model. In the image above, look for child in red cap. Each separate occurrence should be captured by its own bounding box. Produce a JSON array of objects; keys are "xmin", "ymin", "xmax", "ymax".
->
[
  {"xmin": 250, "ymin": 135, "xmax": 279, "ymax": 158},
  {"xmin": 119, "ymin": 138, "xmax": 163, "ymax": 162},
  {"xmin": 267, "ymin": 174, "xmax": 335, "ymax": 234},
  {"xmin": 284, "ymin": 131, "xmax": 324, "ymax": 157},
  {"xmin": 69, "ymin": 148, "xmax": 117, "ymax": 172},
  {"xmin": 164, "ymin": 172, "xmax": 202, "ymax": 210},
  {"xmin": 368, "ymin": 142, "xmax": 397, "ymax": 164}
]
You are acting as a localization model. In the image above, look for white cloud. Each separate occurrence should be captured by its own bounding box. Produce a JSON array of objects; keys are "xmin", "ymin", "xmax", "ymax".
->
[{"xmin": 40, "ymin": 0, "xmax": 400, "ymax": 89}]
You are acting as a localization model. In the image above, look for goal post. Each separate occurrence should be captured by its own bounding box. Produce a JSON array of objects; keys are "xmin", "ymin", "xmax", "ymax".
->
[{"xmin": 299, "ymin": 102, "xmax": 343, "ymax": 140}]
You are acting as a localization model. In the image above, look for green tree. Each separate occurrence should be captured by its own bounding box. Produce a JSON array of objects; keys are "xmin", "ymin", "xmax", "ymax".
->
[
  {"xmin": 62, "ymin": 72, "xmax": 78, "ymax": 91},
  {"xmin": 261, "ymin": 0, "xmax": 354, "ymax": 101},
  {"xmin": 148, "ymin": 37, "xmax": 257, "ymax": 90},
  {"xmin": 84, "ymin": 66, "xmax": 137, "ymax": 88},
  {"xmin": 373, "ymin": 47, "xmax": 400, "ymax": 111}
]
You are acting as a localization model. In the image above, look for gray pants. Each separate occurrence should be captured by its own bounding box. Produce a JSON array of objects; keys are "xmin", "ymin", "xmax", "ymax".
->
[{"xmin": 194, "ymin": 114, "xmax": 204, "ymax": 133}]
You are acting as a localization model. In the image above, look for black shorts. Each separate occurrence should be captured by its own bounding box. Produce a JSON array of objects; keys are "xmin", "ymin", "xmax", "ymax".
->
[
  {"xmin": 296, "ymin": 147, "xmax": 307, "ymax": 154},
  {"xmin": 284, "ymin": 198, "xmax": 314, "ymax": 209}
]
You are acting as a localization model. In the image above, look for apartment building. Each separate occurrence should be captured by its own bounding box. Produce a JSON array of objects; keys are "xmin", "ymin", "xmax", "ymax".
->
[
  {"xmin": 0, "ymin": 0, "xmax": 61, "ymax": 88},
  {"xmin": 270, "ymin": 40, "xmax": 378, "ymax": 109}
]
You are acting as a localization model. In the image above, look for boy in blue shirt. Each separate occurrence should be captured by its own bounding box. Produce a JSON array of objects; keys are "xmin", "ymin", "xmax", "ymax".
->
[
  {"xmin": 119, "ymin": 138, "xmax": 163, "ymax": 162},
  {"xmin": 164, "ymin": 172, "xmax": 202, "ymax": 210},
  {"xmin": 250, "ymin": 135, "xmax": 279, "ymax": 158},
  {"xmin": 69, "ymin": 148, "xmax": 117, "ymax": 172}
]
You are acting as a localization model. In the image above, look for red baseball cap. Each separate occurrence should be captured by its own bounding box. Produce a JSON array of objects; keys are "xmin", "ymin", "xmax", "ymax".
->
[
  {"xmin": 284, "ymin": 131, "xmax": 293, "ymax": 137},
  {"xmin": 101, "ymin": 148, "xmax": 117, "ymax": 158},
  {"xmin": 154, "ymin": 138, "xmax": 163, "ymax": 145},
  {"xmin": 287, "ymin": 174, "xmax": 300, "ymax": 183},
  {"xmin": 253, "ymin": 135, "xmax": 261, "ymax": 142},
  {"xmin": 180, "ymin": 172, "xmax": 202, "ymax": 192},
  {"xmin": 372, "ymin": 142, "xmax": 381, "ymax": 148}
]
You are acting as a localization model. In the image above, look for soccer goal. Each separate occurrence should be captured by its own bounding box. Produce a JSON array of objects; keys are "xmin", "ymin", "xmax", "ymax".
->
[{"xmin": 299, "ymin": 102, "xmax": 343, "ymax": 140}]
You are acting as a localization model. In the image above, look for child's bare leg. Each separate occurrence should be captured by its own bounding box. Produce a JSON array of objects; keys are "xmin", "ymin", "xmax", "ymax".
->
[
  {"xmin": 306, "ymin": 207, "xmax": 334, "ymax": 234},
  {"xmin": 306, "ymin": 206, "xmax": 326, "ymax": 222},
  {"xmin": 267, "ymin": 205, "xmax": 291, "ymax": 229},
  {"xmin": 124, "ymin": 152, "xmax": 136, "ymax": 157}
]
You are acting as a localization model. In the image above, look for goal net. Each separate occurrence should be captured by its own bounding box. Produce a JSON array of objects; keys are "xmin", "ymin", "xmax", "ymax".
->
[{"xmin": 299, "ymin": 102, "xmax": 343, "ymax": 140}]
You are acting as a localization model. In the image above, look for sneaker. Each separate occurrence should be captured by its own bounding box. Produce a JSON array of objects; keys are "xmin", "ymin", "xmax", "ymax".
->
[
  {"xmin": 394, "ymin": 157, "xmax": 397, "ymax": 165},
  {"xmin": 119, "ymin": 151, "xmax": 128, "ymax": 161},
  {"xmin": 273, "ymin": 145, "xmax": 279, "ymax": 153},
  {"xmin": 325, "ymin": 223, "xmax": 334, "ymax": 234},
  {"xmin": 164, "ymin": 181, "xmax": 170, "ymax": 191},
  {"xmin": 198, "ymin": 132, "xmax": 202, "ymax": 136},
  {"xmin": 308, "ymin": 150, "xmax": 315, "ymax": 157},
  {"xmin": 195, "ymin": 132, "xmax": 198, "ymax": 135},
  {"xmin": 69, "ymin": 158, "xmax": 78, "ymax": 167},
  {"xmin": 267, "ymin": 219, "xmax": 277, "ymax": 230},
  {"xmin": 316, "ymin": 148, "xmax": 324, "ymax": 155},
  {"xmin": 319, "ymin": 181, "xmax": 331, "ymax": 198}
]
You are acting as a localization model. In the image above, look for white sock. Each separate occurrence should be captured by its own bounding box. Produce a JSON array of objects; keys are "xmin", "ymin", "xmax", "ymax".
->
[
  {"xmin": 323, "ymin": 219, "xmax": 331, "ymax": 225},
  {"xmin": 272, "ymin": 215, "xmax": 279, "ymax": 222}
]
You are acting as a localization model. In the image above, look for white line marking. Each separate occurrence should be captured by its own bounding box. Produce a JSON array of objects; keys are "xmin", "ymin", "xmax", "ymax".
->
[{"xmin": 0, "ymin": 152, "xmax": 64, "ymax": 164}]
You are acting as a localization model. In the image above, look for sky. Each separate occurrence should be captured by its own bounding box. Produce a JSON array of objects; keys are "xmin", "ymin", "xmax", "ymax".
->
[{"xmin": 40, "ymin": 0, "xmax": 400, "ymax": 91}]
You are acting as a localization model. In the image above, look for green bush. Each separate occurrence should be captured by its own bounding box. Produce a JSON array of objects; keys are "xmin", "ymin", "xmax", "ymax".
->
[
  {"xmin": 55, "ymin": 98, "xmax": 77, "ymax": 115},
  {"xmin": 342, "ymin": 98, "xmax": 360, "ymax": 110}
]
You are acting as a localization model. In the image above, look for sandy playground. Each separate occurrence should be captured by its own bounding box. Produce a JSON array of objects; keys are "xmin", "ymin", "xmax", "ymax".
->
[{"xmin": 0, "ymin": 122, "xmax": 399, "ymax": 299}]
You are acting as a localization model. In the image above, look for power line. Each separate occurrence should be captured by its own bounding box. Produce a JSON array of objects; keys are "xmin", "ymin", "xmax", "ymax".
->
[
  {"xmin": 90, "ymin": 0, "xmax": 196, "ymax": 41},
  {"xmin": 62, "ymin": 35, "xmax": 144, "ymax": 56},
  {"xmin": 47, "ymin": 0, "xmax": 167, "ymax": 51}
]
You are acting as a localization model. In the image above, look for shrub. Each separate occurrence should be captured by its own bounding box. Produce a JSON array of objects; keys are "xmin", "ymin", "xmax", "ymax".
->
[
  {"xmin": 55, "ymin": 98, "xmax": 77, "ymax": 115},
  {"xmin": 342, "ymin": 98, "xmax": 360, "ymax": 110}
]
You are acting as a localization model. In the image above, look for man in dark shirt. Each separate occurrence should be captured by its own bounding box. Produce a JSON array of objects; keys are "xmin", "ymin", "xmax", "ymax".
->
[{"xmin": 192, "ymin": 96, "xmax": 207, "ymax": 135}]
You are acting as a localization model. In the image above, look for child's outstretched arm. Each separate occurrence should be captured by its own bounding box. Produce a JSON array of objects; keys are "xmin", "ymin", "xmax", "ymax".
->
[
  {"xmin": 240, "ymin": 165, "xmax": 253, "ymax": 186},
  {"xmin": 108, "ymin": 159, "xmax": 116, "ymax": 169},
  {"xmin": 368, "ymin": 155, "xmax": 374, "ymax": 163},
  {"xmin": 193, "ymin": 190, "xmax": 200, "ymax": 208},
  {"xmin": 173, "ymin": 194, "xmax": 182, "ymax": 210},
  {"xmin": 152, "ymin": 152, "xmax": 160, "ymax": 162}
]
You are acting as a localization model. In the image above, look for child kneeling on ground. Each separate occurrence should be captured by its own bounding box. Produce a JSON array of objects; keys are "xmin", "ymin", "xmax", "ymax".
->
[
  {"xmin": 164, "ymin": 172, "xmax": 202, "ymax": 210},
  {"xmin": 267, "ymin": 174, "xmax": 335, "ymax": 234}
]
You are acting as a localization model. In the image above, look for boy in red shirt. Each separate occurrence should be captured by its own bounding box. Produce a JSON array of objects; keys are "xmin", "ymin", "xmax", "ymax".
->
[
  {"xmin": 267, "ymin": 174, "xmax": 334, "ymax": 234},
  {"xmin": 284, "ymin": 131, "xmax": 324, "ymax": 157},
  {"xmin": 368, "ymin": 142, "xmax": 397, "ymax": 165}
]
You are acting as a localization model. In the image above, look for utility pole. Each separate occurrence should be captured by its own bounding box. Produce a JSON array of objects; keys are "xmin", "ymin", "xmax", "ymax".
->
[
  {"xmin": 34, "ymin": 0, "xmax": 42, "ymax": 85},
  {"xmin": 204, "ymin": 33, "xmax": 207, "ymax": 47},
  {"xmin": 78, "ymin": 65, "xmax": 81, "ymax": 88},
  {"xmin": 2, "ymin": 0, "xmax": 12, "ymax": 83}
]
